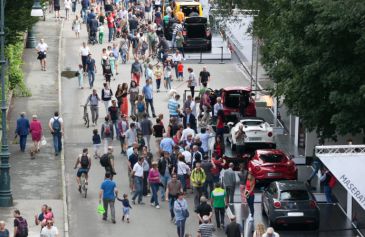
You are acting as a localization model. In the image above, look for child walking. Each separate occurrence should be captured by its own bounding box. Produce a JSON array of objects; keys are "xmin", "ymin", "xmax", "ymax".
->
[
  {"xmin": 164, "ymin": 62, "xmax": 172, "ymax": 90},
  {"xmin": 77, "ymin": 64, "xmax": 84, "ymax": 89},
  {"xmin": 92, "ymin": 129, "xmax": 101, "ymax": 159},
  {"xmin": 98, "ymin": 24, "xmax": 105, "ymax": 44},
  {"xmin": 177, "ymin": 61, "xmax": 184, "ymax": 81},
  {"xmin": 117, "ymin": 194, "xmax": 132, "ymax": 223}
]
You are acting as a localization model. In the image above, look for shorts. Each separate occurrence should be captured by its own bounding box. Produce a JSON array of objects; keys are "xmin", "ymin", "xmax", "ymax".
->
[
  {"xmin": 54, "ymin": 5, "xmax": 60, "ymax": 11},
  {"xmin": 123, "ymin": 207, "xmax": 130, "ymax": 216},
  {"xmin": 178, "ymin": 72, "xmax": 183, "ymax": 77},
  {"xmin": 37, "ymin": 52, "xmax": 46, "ymax": 60},
  {"xmin": 77, "ymin": 168, "xmax": 89, "ymax": 177}
]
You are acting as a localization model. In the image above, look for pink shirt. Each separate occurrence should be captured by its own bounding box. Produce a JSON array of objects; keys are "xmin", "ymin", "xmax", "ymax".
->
[{"xmin": 148, "ymin": 168, "xmax": 160, "ymax": 184}]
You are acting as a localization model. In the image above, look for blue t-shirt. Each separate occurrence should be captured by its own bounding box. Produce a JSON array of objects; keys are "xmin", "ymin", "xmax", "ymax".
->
[
  {"xmin": 142, "ymin": 85, "xmax": 153, "ymax": 100},
  {"xmin": 0, "ymin": 229, "xmax": 9, "ymax": 237},
  {"xmin": 100, "ymin": 179, "xmax": 116, "ymax": 200},
  {"xmin": 160, "ymin": 137, "xmax": 175, "ymax": 154},
  {"xmin": 86, "ymin": 58, "xmax": 96, "ymax": 72}
]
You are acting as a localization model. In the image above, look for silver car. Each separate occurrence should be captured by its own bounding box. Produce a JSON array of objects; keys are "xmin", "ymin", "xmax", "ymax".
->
[{"xmin": 261, "ymin": 180, "xmax": 320, "ymax": 229}]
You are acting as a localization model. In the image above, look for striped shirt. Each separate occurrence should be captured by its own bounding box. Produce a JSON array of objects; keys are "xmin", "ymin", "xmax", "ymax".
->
[
  {"xmin": 168, "ymin": 98, "xmax": 179, "ymax": 116},
  {"xmin": 198, "ymin": 223, "xmax": 215, "ymax": 237}
]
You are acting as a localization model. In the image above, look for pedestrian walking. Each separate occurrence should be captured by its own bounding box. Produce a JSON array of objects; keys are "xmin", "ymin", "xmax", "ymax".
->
[
  {"xmin": 92, "ymin": 129, "xmax": 101, "ymax": 158},
  {"xmin": 129, "ymin": 81, "xmax": 139, "ymax": 116},
  {"xmin": 187, "ymin": 67, "xmax": 197, "ymax": 98},
  {"xmin": 320, "ymin": 167, "xmax": 336, "ymax": 204},
  {"xmin": 172, "ymin": 50, "xmax": 183, "ymax": 79},
  {"xmin": 99, "ymin": 173, "xmax": 118, "ymax": 224},
  {"xmin": 48, "ymin": 112, "xmax": 63, "ymax": 156},
  {"xmin": 223, "ymin": 163, "xmax": 236, "ymax": 204},
  {"xmin": 64, "ymin": 0, "xmax": 72, "ymax": 20},
  {"xmin": 195, "ymin": 196, "xmax": 213, "ymax": 224},
  {"xmin": 80, "ymin": 42, "xmax": 90, "ymax": 72},
  {"xmin": 101, "ymin": 116, "xmax": 114, "ymax": 154},
  {"xmin": 40, "ymin": 220, "xmax": 59, "ymax": 237},
  {"xmin": 148, "ymin": 161, "xmax": 161, "ymax": 208},
  {"xmin": 132, "ymin": 157, "xmax": 145, "ymax": 205},
  {"xmin": 166, "ymin": 174, "xmax": 182, "ymax": 221},
  {"xmin": 106, "ymin": 12, "xmax": 115, "ymax": 42},
  {"xmin": 85, "ymin": 89, "xmax": 100, "ymax": 126},
  {"xmin": 191, "ymin": 162, "xmax": 206, "ymax": 210},
  {"xmin": 125, "ymin": 123, "xmax": 138, "ymax": 149},
  {"xmin": 72, "ymin": 15, "xmax": 82, "ymax": 38},
  {"xmin": 225, "ymin": 215, "xmax": 242, "ymax": 237},
  {"xmin": 143, "ymin": 79, "xmax": 157, "ymax": 117},
  {"xmin": 131, "ymin": 58, "xmax": 143, "ymax": 86},
  {"xmin": 29, "ymin": 114, "xmax": 42, "ymax": 156},
  {"xmin": 140, "ymin": 113, "xmax": 153, "ymax": 151},
  {"xmin": 262, "ymin": 227, "xmax": 280, "ymax": 237},
  {"xmin": 0, "ymin": 221, "xmax": 9, "ymax": 237},
  {"xmin": 98, "ymin": 23, "xmax": 105, "ymax": 44},
  {"xmin": 201, "ymin": 155, "xmax": 214, "ymax": 198},
  {"xmin": 244, "ymin": 173, "xmax": 256, "ymax": 218},
  {"xmin": 176, "ymin": 154, "xmax": 190, "ymax": 192},
  {"xmin": 108, "ymin": 100, "xmax": 120, "ymax": 135},
  {"xmin": 164, "ymin": 61, "xmax": 172, "ymax": 90},
  {"xmin": 86, "ymin": 54, "xmax": 97, "ymax": 88},
  {"xmin": 135, "ymin": 95, "xmax": 147, "ymax": 122},
  {"xmin": 117, "ymin": 194, "xmax": 132, "ymax": 223},
  {"xmin": 158, "ymin": 151, "xmax": 173, "ymax": 199},
  {"xmin": 153, "ymin": 63, "xmax": 163, "ymax": 92},
  {"xmin": 15, "ymin": 112, "xmax": 30, "ymax": 152},
  {"xmin": 54, "ymin": 0, "xmax": 61, "ymax": 21},
  {"xmin": 174, "ymin": 192, "xmax": 189, "ymax": 237},
  {"xmin": 36, "ymin": 39, "xmax": 48, "ymax": 71},
  {"xmin": 13, "ymin": 209, "xmax": 28, "ymax": 237},
  {"xmin": 117, "ymin": 115, "xmax": 129, "ymax": 154},
  {"xmin": 76, "ymin": 64, "xmax": 84, "ymax": 89},
  {"xmin": 199, "ymin": 67, "xmax": 211, "ymax": 88},
  {"xmin": 211, "ymin": 183, "xmax": 226, "ymax": 229},
  {"xmin": 71, "ymin": 0, "xmax": 77, "ymax": 14},
  {"xmin": 101, "ymin": 82, "xmax": 113, "ymax": 114},
  {"xmin": 197, "ymin": 215, "xmax": 215, "ymax": 237}
]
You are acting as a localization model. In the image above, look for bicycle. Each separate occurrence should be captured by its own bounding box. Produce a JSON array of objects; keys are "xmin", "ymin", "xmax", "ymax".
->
[
  {"xmin": 81, "ymin": 105, "xmax": 89, "ymax": 128},
  {"xmin": 80, "ymin": 172, "xmax": 88, "ymax": 198}
]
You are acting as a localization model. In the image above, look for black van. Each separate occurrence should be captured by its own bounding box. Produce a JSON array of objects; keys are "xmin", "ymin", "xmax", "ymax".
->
[{"xmin": 182, "ymin": 17, "xmax": 212, "ymax": 51}]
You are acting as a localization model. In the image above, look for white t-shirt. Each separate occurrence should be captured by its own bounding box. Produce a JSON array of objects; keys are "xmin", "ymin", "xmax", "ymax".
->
[
  {"xmin": 133, "ymin": 162, "xmax": 144, "ymax": 177},
  {"xmin": 190, "ymin": 101, "xmax": 197, "ymax": 117},
  {"xmin": 80, "ymin": 46, "xmax": 90, "ymax": 56},
  {"xmin": 49, "ymin": 116, "xmax": 64, "ymax": 126},
  {"xmin": 182, "ymin": 150, "xmax": 192, "ymax": 163},
  {"xmin": 198, "ymin": 133, "xmax": 210, "ymax": 152},
  {"xmin": 37, "ymin": 43, "xmax": 48, "ymax": 52},
  {"xmin": 177, "ymin": 161, "xmax": 190, "ymax": 175},
  {"xmin": 172, "ymin": 53, "xmax": 183, "ymax": 63},
  {"xmin": 181, "ymin": 127, "xmax": 195, "ymax": 142},
  {"xmin": 40, "ymin": 226, "xmax": 59, "ymax": 237}
]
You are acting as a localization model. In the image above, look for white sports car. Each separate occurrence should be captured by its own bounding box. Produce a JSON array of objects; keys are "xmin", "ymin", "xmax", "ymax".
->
[{"xmin": 228, "ymin": 117, "xmax": 276, "ymax": 150}]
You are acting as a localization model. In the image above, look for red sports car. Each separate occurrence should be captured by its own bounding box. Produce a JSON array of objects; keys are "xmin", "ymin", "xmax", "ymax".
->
[{"xmin": 248, "ymin": 149, "xmax": 297, "ymax": 182}]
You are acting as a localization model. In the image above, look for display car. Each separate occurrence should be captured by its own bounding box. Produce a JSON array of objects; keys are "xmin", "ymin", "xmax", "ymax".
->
[
  {"xmin": 261, "ymin": 180, "xmax": 320, "ymax": 229},
  {"xmin": 228, "ymin": 117, "xmax": 276, "ymax": 150},
  {"xmin": 248, "ymin": 149, "xmax": 297, "ymax": 182}
]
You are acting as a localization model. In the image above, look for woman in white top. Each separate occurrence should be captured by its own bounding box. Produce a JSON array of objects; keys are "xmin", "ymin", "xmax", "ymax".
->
[
  {"xmin": 253, "ymin": 223, "xmax": 266, "ymax": 237},
  {"xmin": 36, "ymin": 39, "xmax": 48, "ymax": 71},
  {"xmin": 80, "ymin": 42, "xmax": 90, "ymax": 72},
  {"xmin": 72, "ymin": 15, "xmax": 82, "ymax": 38},
  {"xmin": 64, "ymin": 0, "xmax": 72, "ymax": 20},
  {"xmin": 187, "ymin": 67, "xmax": 197, "ymax": 98},
  {"xmin": 177, "ymin": 154, "xmax": 190, "ymax": 192}
]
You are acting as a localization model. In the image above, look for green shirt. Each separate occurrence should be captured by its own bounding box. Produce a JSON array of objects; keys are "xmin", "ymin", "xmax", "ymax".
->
[{"xmin": 211, "ymin": 187, "xmax": 226, "ymax": 208}]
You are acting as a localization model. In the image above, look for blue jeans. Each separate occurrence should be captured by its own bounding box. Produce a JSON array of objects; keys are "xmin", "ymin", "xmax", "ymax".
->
[
  {"xmin": 150, "ymin": 183, "xmax": 160, "ymax": 206},
  {"xmin": 72, "ymin": 1, "xmax": 76, "ymax": 12},
  {"xmin": 108, "ymin": 28, "xmax": 114, "ymax": 42},
  {"xmin": 247, "ymin": 194, "xmax": 255, "ymax": 217},
  {"xmin": 132, "ymin": 176, "xmax": 143, "ymax": 203},
  {"xmin": 324, "ymin": 185, "xmax": 333, "ymax": 204},
  {"xmin": 19, "ymin": 135, "xmax": 27, "ymax": 152},
  {"xmin": 145, "ymin": 98, "xmax": 156, "ymax": 116},
  {"xmin": 87, "ymin": 70, "xmax": 95, "ymax": 88},
  {"xmin": 52, "ymin": 132, "xmax": 62, "ymax": 154},
  {"xmin": 165, "ymin": 77, "xmax": 171, "ymax": 89},
  {"xmin": 169, "ymin": 195, "xmax": 177, "ymax": 218},
  {"xmin": 111, "ymin": 120, "xmax": 119, "ymax": 136},
  {"xmin": 176, "ymin": 219, "xmax": 186, "ymax": 237},
  {"xmin": 308, "ymin": 160, "xmax": 321, "ymax": 182},
  {"xmin": 160, "ymin": 174, "xmax": 171, "ymax": 199},
  {"xmin": 178, "ymin": 174, "xmax": 186, "ymax": 192},
  {"xmin": 81, "ymin": 8, "xmax": 87, "ymax": 23},
  {"xmin": 121, "ymin": 49, "xmax": 127, "ymax": 63}
]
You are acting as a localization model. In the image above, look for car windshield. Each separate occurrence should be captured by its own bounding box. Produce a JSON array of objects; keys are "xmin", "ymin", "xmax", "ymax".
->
[
  {"xmin": 260, "ymin": 154, "xmax": 284, "ymax": 163},
  {"xmin": 242, "ymin": 120, "xmax": 263, "ymax": 126},
  {"xmin": 280, "ymin": 190, "xmax": 309, "ymax": 201},
  {"xmin": 181, "ymin": 5, "xmax": 199, "ymax": 16}
]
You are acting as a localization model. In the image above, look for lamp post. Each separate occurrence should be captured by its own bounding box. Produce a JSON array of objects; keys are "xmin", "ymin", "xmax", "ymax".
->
[
  {"xmin": 0, "ymin": 0, "xmax": 13, "ymax": 207},
  {"xmin": 26, "ymin": 0, "xmax": 44, "ymax": 49}
]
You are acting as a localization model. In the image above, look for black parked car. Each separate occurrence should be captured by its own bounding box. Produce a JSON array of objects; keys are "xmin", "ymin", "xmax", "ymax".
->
[
  {"xmin": 261, "ymin": 180, "xmax": 320, "ymax": 229},
  {"xmin": 182, "ymin": 16, "xmax": 212, "ymax": 51}
]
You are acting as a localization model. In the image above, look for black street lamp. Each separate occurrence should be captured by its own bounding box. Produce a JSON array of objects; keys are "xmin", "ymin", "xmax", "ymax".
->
[{"xmin": 0, "ymin": 0, "xmax": 13, "ymax": 207}]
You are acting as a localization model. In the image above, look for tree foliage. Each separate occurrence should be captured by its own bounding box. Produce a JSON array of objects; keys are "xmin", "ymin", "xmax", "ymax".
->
[
  {"xmin": 231, "ymin": 0, "xmax": 365, "ymax": 139},
  {"xmin": 4, "ymin": 0, "xmax": 38, "ymax": 45}
]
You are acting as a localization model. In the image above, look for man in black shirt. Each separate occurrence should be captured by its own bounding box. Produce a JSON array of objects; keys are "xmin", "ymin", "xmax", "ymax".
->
[
  {"xmin": 108, "ymin": 100, "xmax": 119, "ymax": 135},
  {"xmin": 225, "ymin": 215, "xmax": 242, "ymax": 237},
  {"xmin": 195, "ymin": 196, "xmax": 213, "ymax": 224},
  {"xmin": 199, "ymin": 66, "xmax": 211, "ymax": 87}
]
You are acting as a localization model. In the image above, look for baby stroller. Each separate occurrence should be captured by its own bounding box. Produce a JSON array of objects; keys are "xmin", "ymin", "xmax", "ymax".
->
[{"xmin": 88, "ymin": 30, "xmax": 98, "ymax": 45}]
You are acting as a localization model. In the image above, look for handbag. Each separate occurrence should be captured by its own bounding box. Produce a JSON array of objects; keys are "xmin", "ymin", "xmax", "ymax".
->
[
  {"xmin": 97, "ymin": 203, "xmax": 105, "ymax": 214},
  {"xmin": 177, "ymin": 201, "xmax": 189, "ymax": 218},
  {"xmin": 41, "ymin": 136, "xmax": 47, "ymax": 146}
]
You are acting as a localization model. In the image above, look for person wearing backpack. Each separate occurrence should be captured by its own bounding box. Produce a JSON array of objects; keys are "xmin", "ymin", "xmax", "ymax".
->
[
  {"xmin": 101, "ymin": 116, "xmax": 114, "ymax": 154},
  {"xmin": 100, "ymin": 146, "xmax": 116, "ymax": 177},
  {"xmin": 13, "ymin": 209, "xmax": 28, "ymax": 237},
  {"xmin": 48, "ymin": 112, "xmax": 64, "ymax": 156},
  {"xmin": 74, "ymin": 148, "xmax": 91, "ymax": 193}
]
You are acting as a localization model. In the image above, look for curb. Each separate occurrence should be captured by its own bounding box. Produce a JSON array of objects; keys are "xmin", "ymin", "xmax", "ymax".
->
[{"xmin": 58, "ymin": 20, "xmax": 69, "ymax": 237}]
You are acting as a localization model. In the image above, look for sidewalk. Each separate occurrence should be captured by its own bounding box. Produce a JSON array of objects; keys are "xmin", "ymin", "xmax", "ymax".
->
[{"xmin": 0, "ymin": 20, "xmax": 64, "ymax": 236}]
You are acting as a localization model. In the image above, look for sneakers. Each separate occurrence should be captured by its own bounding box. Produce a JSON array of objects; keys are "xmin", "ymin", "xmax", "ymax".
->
[
  {"xmin": 150, "ymin": 203, "xmax": 155, "ymax": 207},
  {"xmin": 155, "ymin": 205, "xmax": 160, "ymax": 209},
  {"xmin": 132, "ymin": 199, "xmax": 136, "ymax": 205},
  {"xmin": 78, "ymin": 185, "xmax": 82, "ymax": 193}
]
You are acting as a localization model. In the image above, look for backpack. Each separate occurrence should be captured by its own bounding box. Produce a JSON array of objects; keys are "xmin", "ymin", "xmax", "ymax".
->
[
  {"xmin": 16, "ymin": 218, "xmax": 28, "ymax": 237},
  {"xmin": 100, "ymin": 154, "xmax": 110, "ymax": 167},
  {"xmin": 80, "ymin": 154, "xmax": 89, "ymax": 168},
  {"xmin": 104, "ymin": 124, "xmax": 111, "ymax": 136},
  {"xmin": 52, "ymin": 118, "xmax": 61, "ymax": 133}
]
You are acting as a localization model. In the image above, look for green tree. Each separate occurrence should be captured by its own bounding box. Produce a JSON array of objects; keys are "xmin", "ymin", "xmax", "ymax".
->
[
  {"xmin": 226, "ymin": 0, "xmax": 365, "ymax": 139},
  {"xmin": 5, "ymin": 0, "xmax": 38, "ymax": 45}
]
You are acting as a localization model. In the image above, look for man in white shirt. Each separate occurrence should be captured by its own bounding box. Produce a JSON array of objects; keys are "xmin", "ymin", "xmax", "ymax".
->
[
  {"xmin": 213, "ymin": 97, "xmax": 223, "ymax": 118},
  {"xmin": 197, "ymin": 127, "xmax": 210, "ymax": 154},
  {"xmin": 36, "ymin": 38, "xmax": 48, "ymax": 71},
  {"xmin": 80, "ymin": 41, "xmax": 90, "ymax": 72},
  {"xmin": 48, "ymin": 111, "xmax": 64, "ymax": 156},
  {"xmin": 40, "ymin": 221, "xmax": 59, "ymax": 237},
  {"xmin": 182, "ymin": 146, "xmax": 192, "ymax": 165},
  {"xmin": 172, "ymin": 50, "xmax": 183, "ymax": 78},
  {"xmin": 180, "ymin": 124, "xmax": 195, "ymax": 143},
  {"xmin": 132, "ymin": 157, "xmax": 145, "ymax": 204}
]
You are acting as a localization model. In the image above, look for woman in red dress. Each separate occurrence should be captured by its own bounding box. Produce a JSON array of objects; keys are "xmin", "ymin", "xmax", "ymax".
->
[
  {"xmin": 29, "ymin": 115, "xmax": 42, "ymax": 153},
  {"xmin": 120, "ymin": 82, "xmax": 129, "ymax": 117}
]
